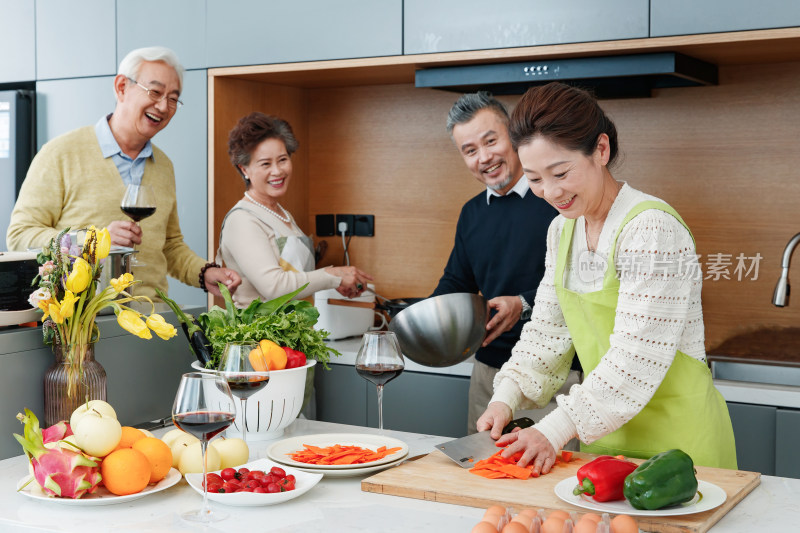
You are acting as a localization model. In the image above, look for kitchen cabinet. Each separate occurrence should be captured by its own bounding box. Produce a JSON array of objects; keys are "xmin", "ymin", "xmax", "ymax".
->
[
  {"xmin": 727, "ymin": 401, "xmax": 800, "ymax": 479},
  {"xmin": 205, "ymin": 0, "xmax": 402, "ymax": 68},
  {"xmin": 651, "ymin": 0, "xmax": 800, "ymax": 37},
  {"xmin": 116, "ymin": 0, "xmax": 207, "ymax": 70},
  {"xmin": 403, "ymin": 0, "xmax": 648, "ymax": 54},
  {"xmin": 0, "ymin": 0, "xmax": 35, "ymax": 83},
  {"xmin": 315, "ymin": 363, "xmax": 470, "ymax": 438},
  {"xmin": 35, "ymin": 0, "xmax": 116, "ymax": 80}
]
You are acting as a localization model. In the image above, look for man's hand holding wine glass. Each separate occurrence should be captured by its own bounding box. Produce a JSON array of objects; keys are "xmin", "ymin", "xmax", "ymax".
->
[{"xmin": 106, "ymin": 219, "xmax": 142, "ymax": 247}]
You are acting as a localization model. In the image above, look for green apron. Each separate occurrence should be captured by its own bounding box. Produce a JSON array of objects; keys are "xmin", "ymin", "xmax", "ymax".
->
[{"xmin": 554, "ymin": 200, "xmax": 737, "ymax": 469}]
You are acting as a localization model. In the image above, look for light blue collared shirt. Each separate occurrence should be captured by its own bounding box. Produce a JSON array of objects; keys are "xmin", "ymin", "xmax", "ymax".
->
[
  {"xmin": 94, "ymin": 114, "xmax": 154, "ymax": 186},
  {"xmin": 485, "ymin": 174, "xmax": 530, "ymax": 204}
]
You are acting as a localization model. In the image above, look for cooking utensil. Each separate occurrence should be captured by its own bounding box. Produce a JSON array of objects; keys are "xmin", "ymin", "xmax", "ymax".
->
[
  {"xmin": 388, "ymin": 292, "xmax": 487, "ymax": 367},
  {"xmin": 435, "ymin": 417, "xmax": 534, "ymax": 468}
]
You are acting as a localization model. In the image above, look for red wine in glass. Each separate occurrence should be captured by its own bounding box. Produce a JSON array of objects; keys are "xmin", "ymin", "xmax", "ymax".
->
[
  {"xmin": 356, "ymin": 364, "xmax": 404, "ymax": 386},
  {"xmin": 173, "ymin": 411, "xmax": 235, "ymax": 441},
  {"xmin": 226, "ymin": 376, "xmax": 270, "ymax": 400},
  {"xmin": 120, "ymin": 206, "xmax": 156, "ymax": 222}
]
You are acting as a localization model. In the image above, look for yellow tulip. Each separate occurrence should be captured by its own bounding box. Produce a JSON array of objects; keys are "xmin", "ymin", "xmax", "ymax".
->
[
  {"xmin": 38, "ymin": 299, "xmax": 51, "ymax": 321},
  {"xmin": 59, "ymin": 290, "xmax": 78, "ymax": 319},
  {"xmin": 65, "ymin": 257, "xmax": 92, "ymax": 293},
  {"xmin": 110, "ymin": 273, "xmax": 134, "ymax": 293},
  {"xmin": 116, "ymin": 309, "xmax": 152, "ymax": 339},
  {"xmin": 96, "ymin": 228, "xmax": 111, "ymax": 260},
  {"xmin": 49, "ymin": 302, "xmax": 64, "ymax": 324},
  {"xmin": 146, "ymin": 313, "xmax": 178, "ymax": 340}
]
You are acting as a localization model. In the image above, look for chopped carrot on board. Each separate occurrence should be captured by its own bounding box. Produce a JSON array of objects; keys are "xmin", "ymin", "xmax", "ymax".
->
[{"xmin": 468, "ymin": 447, "xmax": 579, "ymax": 480}]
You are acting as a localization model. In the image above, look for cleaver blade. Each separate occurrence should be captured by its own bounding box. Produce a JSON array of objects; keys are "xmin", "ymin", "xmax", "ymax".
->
[{"xmin": 435, "ymin": 417, "xmax": 534, "ymax": 468}]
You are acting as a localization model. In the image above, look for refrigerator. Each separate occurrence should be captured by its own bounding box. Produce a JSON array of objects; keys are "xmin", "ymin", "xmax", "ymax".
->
[{"xmin": 0, "ymin": 89, "xmax": 35, "ymax": 251}]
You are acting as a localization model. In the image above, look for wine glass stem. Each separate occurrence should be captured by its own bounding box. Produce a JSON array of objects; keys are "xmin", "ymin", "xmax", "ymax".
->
[
  {"xmin": 239, "ymin": 398, "xmax": 248, "ymax": 445},
  {"xmin": 376, "ymin": 384, "xmax": 384, "ymax": 430},
  {"xmin": 199, "ymin": 439, "xmax": 210, "ymax": 518}
]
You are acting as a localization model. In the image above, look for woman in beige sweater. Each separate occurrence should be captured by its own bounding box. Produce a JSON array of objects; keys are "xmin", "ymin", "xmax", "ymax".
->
[{"xmin": 218, "ymin": 112, "xmax": 372, "ymax": 308}]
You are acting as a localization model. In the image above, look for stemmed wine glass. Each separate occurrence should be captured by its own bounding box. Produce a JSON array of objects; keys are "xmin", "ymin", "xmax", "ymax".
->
[
  {"xmin": 355, "ymin": 331, "xmax": 405, "ymax": 430},
  {"xmin": 217, "ymin": 342, "xmax": 270, "ymax": 446},
  {"xmin": 172, "ymin": 372, "xmax": 235, "ymax": 523},
  {"xmin": 120, "ymin": 183, "xmax": 156, "ymax": 267}
]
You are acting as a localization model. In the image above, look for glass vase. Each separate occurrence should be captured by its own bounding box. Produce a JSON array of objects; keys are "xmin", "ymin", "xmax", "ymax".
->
[{"xmin": 43, "ymin": 342, "xmax": 107, "ymax": 427}]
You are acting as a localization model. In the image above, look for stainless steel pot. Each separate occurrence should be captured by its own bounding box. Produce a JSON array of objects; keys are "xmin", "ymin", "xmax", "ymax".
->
[{"xmin": 97, "ymin": 246, "xmax": 136, "ymax": 292}]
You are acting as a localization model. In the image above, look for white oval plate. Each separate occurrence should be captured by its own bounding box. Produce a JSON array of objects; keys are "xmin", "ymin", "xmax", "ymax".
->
[
  {"xmin": 184, "ymin": 458, "xmax": 321, "ymax": 506},
  {"xmin": 284, "ymin": 452, "xmax": 409, "ymax": 478},
  {"xmin": 266, "ymin": 433, "xmax": 409, "ymax": 470},
  {"xmin": 554, "ymin": 477, "xmax": 727, "ymax": 516},
  {"xmin": 16, "ymin": 467, "xmax": 181, "ymax": 506}
]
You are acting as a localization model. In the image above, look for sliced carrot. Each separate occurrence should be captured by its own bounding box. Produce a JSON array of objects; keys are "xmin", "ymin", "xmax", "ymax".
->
[{"xmin": 288, "ymin": 443, "xmax": 403, "ymax": 465}]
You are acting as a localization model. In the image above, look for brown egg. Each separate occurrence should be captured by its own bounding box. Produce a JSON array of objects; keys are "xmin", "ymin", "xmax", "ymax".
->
[
  {"xmin": 472, "ymin": 521, "xmax": 500, "ymax": 533},
  {"xmin": 581, "ymin": 513, "xmax": 602, "ymax": 524},
  {"xmin": 573, "ymin": 517, "xmax": 598, "ymax": 533},
  {"xmin": 518, "ymin": 508, "xmax": 539, "ymax": 519},
  {"xmin": 511, "ymin": 513, "xmax": 533, "ymax": 529},
  {"xmin": 541, "ymin": 517, "xmax": 565, "ymax": 533},
  {"xmin": 485, "ymin": 505, "xmax": 507, "ymax": 517},
  {"xmin": 482, "ymin": 513, "xmax": 503, "ymax": 528},
  {"xmin": 611, "ymin": 514, "xmax": 639, "ymax": 533},
  {"xmin": 501, "ymin": 522, "xmax": 529, "ymax": 533},
  {"xmin": 547, "ymin": 510, "xmax": 570, "ymax": 522}
]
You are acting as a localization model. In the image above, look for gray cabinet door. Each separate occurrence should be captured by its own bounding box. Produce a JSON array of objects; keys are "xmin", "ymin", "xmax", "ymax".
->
[
  {"xmin": 35, "ymin": 0, "xmax": 116, "ymax": 80},
  {"xmin": 0, "ymin": 0, "xmax": 35, "ymax": 83},
  {"xmin": 728, "ymin": 402, "xmax": 776, "ymax": 475},
  {"xmin": 206, "ymin": 0, "xmax": 402, "ymax": 68},
  {"xmin": 776, "ymin": 408, "xmax": 800, "ymax": 479},
  {"xmin": 117, "ymin": 0, "xmax": 207, "ymax": 70},
  {"xmin": 367, "ymin": 371, "xmax": 469, "ymax": 438},
  {"xmin": 651, "ymin": 0, "xmax": 800, "ymax": 37},
  {"xmin": 315, "ymin": 363, "xmax": 368, "ymax": 426},
  {"xmin": 404, "ymin": 0, "xmax": 648, "ymax": 55}
]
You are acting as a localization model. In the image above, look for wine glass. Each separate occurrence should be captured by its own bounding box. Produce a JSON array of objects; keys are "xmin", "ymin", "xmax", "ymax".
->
[
  {"xmin": 355, "ymin": 331, "xmax": 405, "ymax": 430},
  {"xmin": 120, "ymin": 183, "xmax": 156, "ymax": 267},
  {"xmin": 217, "ymin": 342, "xmax": 270, "ymax": 446},
  {"xmin": 172, "ymin": 372, "xmax": 235, "ymax": 523}
]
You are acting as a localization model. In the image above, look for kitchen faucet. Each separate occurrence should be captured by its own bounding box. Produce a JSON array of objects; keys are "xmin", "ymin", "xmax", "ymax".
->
[{"xmin": 772, "ymin": 232, "xmax": 800, "ymax": 307}]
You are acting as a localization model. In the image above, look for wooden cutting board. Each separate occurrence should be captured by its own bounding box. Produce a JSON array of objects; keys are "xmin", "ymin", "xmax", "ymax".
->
[{"xmin": 362, "ymin": 450, "xmax": 760, "ymax": 533}]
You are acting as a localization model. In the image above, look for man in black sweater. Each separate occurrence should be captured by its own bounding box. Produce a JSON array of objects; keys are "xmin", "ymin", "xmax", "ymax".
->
[{"xmin": 432, "ymin": 92, "xmax": 558, "ymax": 433}]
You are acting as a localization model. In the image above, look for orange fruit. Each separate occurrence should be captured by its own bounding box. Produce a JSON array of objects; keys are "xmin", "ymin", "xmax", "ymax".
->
[
  {"xmin": 100, "ymin": 448, "xmax": 151, "ymax": 495},
  {"xmin": 132, "ymin": 437, "xmax": 173, "ymax": 483},
  {"xmin": 113, "ymin": 426, "xmax": 146, "ymax": 451}
]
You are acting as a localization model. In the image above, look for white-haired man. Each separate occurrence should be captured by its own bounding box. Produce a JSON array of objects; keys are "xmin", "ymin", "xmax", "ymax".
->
[{"xmin": 8, "ymin": 46, "xmax": 240, "ymax": 299}]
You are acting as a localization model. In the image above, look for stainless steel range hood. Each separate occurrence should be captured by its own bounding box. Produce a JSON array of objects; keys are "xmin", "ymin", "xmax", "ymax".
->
[{"xmin": 415, "ymin": 52, "xmax": 718, "ymax": 98}]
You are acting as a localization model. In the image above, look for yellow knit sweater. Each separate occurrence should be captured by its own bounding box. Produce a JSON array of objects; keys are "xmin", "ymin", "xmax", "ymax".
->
[{"xmin": 7, "ymin": 126, "xmax": 206, "ymax": 300}]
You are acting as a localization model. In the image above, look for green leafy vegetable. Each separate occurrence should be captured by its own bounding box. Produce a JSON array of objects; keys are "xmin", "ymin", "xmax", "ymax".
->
[{"xmin": 196, "ymin": 283, "xmax": 339, "ymax": 369}]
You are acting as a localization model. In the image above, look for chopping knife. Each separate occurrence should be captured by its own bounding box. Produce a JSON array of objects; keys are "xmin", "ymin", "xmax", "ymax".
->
[{"xmin": 435, "ymin": 417, "xmax": 534, "ymax": 468}]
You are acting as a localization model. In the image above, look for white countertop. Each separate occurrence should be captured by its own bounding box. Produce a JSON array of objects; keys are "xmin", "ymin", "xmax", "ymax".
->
[
  {"xmin": 2, "ymin": 419, "xmax": 800, "ymax": 532},
  {"xmin": 327, "ymin": 336, "xmax": 475, "ymax": 377}
]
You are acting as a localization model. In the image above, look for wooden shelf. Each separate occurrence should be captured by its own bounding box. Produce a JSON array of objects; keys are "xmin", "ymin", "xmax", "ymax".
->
[{"xmin": 208, "ymin": 27, "xmax": 800, "ymax": 87}]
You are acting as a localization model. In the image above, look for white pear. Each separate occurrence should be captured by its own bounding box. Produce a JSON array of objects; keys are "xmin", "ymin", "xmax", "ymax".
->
[
  {"xmin": 178, "ymin": 442, "xmax": 221, "ymax": 474},
  {"xmin": 161, "ymin": 428, "xmax": 187, "ymax": 448},
  {"xmin": 209, "ymin": 437, "xmax": 249, "ymax": 469},
  {"xmin": 72, "ymin": 410, "xmax": 122, "ymax": 457},
  {"xmin": 70, "ymin": 400, "xmax": 117, "ymax": 430},
  {"xmin": 170, "ymin": 433, "xmax": 201, "ymax": 468}
]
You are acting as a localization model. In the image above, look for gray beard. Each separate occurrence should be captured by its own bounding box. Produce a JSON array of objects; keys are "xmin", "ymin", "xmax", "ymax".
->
[{"xmin": 487, "ymin": 173, "xmax": 514, "ymax": 192}]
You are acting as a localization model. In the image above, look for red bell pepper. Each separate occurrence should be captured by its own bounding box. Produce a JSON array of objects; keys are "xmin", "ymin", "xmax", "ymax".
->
[
  {"xmin": 282, "ymin": 346, "xmax": 307, "ymax": 369},
  {"xmin": 573, "ymin": 455, "xmax": 638, "ymax": 502}
]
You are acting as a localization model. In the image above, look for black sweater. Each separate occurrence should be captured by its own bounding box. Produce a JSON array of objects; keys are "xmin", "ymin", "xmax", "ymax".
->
[{"xmin": 432, "ymin": 190, "xmax": 557, "ymax": 368}]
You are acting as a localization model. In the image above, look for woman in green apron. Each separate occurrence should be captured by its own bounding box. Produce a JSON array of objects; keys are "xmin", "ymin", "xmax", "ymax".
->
[
  {"xmin": 477, "ymin": 83, "xmax": 737, "ymax": 473},
  {"xmin": 217, "ymin": 112, "xmax": 372, "ymax": 308}
]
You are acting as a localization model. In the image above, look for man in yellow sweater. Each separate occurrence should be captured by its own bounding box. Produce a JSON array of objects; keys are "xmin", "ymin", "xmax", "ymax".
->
[{"xmin": 7, "ymin": 46, "xmax": 240, "ymax": 300}]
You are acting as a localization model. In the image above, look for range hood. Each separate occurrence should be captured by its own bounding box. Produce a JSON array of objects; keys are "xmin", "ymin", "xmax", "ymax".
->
[{"xmin": 415, "ymin": 52, "xmax": 718, "ymax": 98}]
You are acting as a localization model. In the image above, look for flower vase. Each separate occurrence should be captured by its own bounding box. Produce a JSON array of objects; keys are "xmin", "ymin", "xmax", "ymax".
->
[{"xmin": 43, "ymin": 342, "xmax": 107, "ymax": 427}]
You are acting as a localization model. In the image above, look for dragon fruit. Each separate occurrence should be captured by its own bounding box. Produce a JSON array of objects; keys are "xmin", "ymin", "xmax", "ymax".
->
[
  {"xmin": 14, "ymin": 409, "xmax": 102, "ymax": 499},
  {"xmin": 42, "ymin": 420, "xmax": 73, "ymax": 444}
]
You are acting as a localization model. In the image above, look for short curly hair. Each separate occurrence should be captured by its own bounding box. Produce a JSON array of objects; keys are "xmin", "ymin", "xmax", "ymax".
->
[{"xmin": 227, "ymin": 113, "xmax": 299, "ymax": 184}]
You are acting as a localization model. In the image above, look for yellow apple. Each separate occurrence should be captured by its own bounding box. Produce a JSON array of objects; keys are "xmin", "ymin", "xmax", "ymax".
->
[
  {"xmin": 178, "ymin": 442, "xmax": 221, "ymax": 474},
  {"xmin": 210, "ymin": 437, "xmax": 249, "ymax": 469}
]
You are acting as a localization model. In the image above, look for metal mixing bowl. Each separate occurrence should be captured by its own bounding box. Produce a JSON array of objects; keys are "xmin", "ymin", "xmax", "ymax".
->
[{"xmin": 388, "ymin": 293, "xmax": 487, "ymax": 367}]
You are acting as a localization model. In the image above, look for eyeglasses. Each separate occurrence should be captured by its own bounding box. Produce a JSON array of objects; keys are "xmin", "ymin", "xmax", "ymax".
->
[{"xmin": 127, "ymin": 78, "xmax": 183, "ymax": 110}]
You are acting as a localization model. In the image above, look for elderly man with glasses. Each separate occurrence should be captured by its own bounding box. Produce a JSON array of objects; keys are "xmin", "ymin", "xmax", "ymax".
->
[{"xmin": 7, "ymin": 46, "xmax": 240, "ymax": 300}]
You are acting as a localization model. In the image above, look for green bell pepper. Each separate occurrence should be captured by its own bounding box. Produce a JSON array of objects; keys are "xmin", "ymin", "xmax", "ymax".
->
[{"xmin": 623, "ymin": 449, "xmax": 698, "ymax": 510}]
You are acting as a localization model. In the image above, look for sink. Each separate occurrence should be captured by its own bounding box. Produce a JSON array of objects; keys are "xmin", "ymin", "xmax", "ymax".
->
[{"xmin": 710, "ymin": 357, "xmax": 800, "ymax": 388}]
